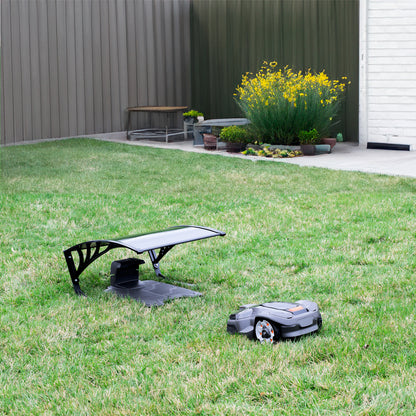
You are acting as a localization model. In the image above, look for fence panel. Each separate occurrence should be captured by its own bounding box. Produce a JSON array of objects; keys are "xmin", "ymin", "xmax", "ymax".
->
[
  {"xmin": 190, "ymin": 0, "xmax": 359, "ymax": 140},
  {"xmin": 1, "ymin": 0, "xmax": 191, "ymax": 145}
]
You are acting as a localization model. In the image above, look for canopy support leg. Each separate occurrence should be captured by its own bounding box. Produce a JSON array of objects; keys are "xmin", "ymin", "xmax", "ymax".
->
[{"xmin": 148, "ymin": 246, "xmax": 174, "ymax": 278}]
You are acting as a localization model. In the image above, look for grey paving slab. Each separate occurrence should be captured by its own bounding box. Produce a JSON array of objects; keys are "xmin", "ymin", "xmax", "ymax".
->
[{"xmin": 95, "ymin": 133, "xmax": 416, "ymax": 179}]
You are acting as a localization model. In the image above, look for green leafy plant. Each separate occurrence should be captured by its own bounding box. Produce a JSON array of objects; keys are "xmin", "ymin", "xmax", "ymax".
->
[
  {"xmin": 242, "ymin": 144, "xmax": 303, "ymax": 158},
  {"xmin": 219, "ymin": 125, "xmax": 251, "ymax": 143},
  {"xmin": 298, "ymin": 128, "xmax": 320, "ymax": 145},
  {"xmin": 183, "ymin": 109, "xmax": 203, "ymax": 120},
  {"xmin": 235, "ymin": 61, "xmax": 347, "ymax": 145}
]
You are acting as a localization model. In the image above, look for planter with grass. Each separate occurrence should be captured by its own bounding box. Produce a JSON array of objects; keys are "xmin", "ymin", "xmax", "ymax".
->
[
  {"xmin": 322, "ymin": 137, "xmax": 337, "ymax": 150},
  {"xmin": 219, "ymin": 125, "xmax": 250, "ymax": 153},
  {"xmin": 183, "ymin": 109, "xmax": 204, "ymax": 124},
  {"xmin": 299, "ymin": 128, "xmax": 320, "ymax": 156}
]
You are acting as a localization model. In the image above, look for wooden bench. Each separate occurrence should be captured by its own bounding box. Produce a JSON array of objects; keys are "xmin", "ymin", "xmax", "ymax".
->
[
  {"xmin": 126, "ymin": 106, "xmax": 188, "ymax": 143},
  {"xmin": 63, "ymin": 225, "xmax": 225, "ymax": 297}
]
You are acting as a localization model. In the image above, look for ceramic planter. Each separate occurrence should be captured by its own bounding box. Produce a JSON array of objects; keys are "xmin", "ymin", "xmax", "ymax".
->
[
  {"xmin": 322, "ymin": 138, "xmax": 336, "ymax": 150},
  {"xmin": 314, "ymin": 144, "xmax": 331, "ymax": 154},
  {"xmin": 300, "ymin": 144, "xmax": 316, "ymax": 156},
  {"xmin": 225, "ymin": 142, "xmax": 246, "ymax": 153},
  {"xmin": 203, "ymin": 133, "xmax": 217, "ymax": 150}
]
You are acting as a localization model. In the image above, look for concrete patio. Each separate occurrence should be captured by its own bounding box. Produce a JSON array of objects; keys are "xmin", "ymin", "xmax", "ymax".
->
[{"xmin": 94, "ymin": 132, "xmax": 416, "ymax": 179}]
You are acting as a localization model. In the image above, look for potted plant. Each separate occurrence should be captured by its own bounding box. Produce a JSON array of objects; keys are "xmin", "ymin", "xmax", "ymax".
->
[
  {"xmin": 183, "ymin": 110, "xmax": 204, "ymax": 123},
  {"xmin": 219, "ymin": 125, "xmax": 250, "ymax": 152},
  {"xmin": 298, "ymin": 128, "xmax": 320, "ymax": 156},
  {"xmin": 322, "ymin": 137, "xmax": 337, "ymax": 150},
  {"xmin": 203, "ymin": 132, "xmax": 217, "ymax": 150}
]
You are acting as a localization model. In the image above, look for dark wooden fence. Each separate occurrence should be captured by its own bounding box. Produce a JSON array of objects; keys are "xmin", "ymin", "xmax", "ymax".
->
[{"xmin": 190, "ymin": 0, "xmax": 359, "ymax": 140}]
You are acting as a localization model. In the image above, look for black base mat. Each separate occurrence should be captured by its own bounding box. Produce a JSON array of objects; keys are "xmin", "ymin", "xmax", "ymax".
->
[{"xmin": 104, "ymin": 280, "xmax": 202, "ymax": 306}]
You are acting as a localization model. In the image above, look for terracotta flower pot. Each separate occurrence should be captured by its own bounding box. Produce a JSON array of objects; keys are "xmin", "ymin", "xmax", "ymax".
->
[
  {"xmin": 322, "ymin": 137, "xmax": 336, "ymax": 150},
  {"xmin": 203, "ymin": 133, "xmax": 217, "ymax": 150}
]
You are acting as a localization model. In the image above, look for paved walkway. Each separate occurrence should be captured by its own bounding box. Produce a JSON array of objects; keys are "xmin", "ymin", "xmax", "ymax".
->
[{"xmin": 93, "ymin": 132, "xmax": 416, "ymax": 179}]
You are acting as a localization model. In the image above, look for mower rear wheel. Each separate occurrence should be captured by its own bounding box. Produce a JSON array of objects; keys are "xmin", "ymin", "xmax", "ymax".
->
[{"xmin": 255, "ymin": 319, "xmax": 278, "ymax": 343}]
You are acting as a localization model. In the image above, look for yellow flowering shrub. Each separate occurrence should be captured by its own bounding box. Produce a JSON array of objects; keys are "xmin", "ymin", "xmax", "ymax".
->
[{"xmin": 235, "ymin": 62, "xmax": 347, "ymax": 145}]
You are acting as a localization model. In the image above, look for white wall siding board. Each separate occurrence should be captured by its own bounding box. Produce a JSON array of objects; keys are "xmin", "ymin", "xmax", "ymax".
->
[
  {"xmin": 368, "ymin": 1, "xmax": 415, "ymax": 10},
  {"xmin": 1, "ymin": 0, "xmax": 191, "ymax": 145},
  {"xmin": 360, "ymin": 0, "xmax": 416, "ymax": 149}
]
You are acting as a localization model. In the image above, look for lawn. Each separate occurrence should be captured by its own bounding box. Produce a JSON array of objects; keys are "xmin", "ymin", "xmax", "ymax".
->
[{"xmin": 1, "ymin": 138, "xmax": 415, "ymax": 415}]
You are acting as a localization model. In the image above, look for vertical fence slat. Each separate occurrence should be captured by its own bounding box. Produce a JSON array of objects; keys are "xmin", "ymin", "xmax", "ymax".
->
[
  {"xmin": 100, "ymin": 0, "xmax": 112, "ymax": 133},
  {"xmin": 74, "ymin": 0, "xmax": 86, "ymax": 135},
  {"xmin": 1, "ymin": 0, "xmax": 14, "ymax": 144},
  {"xmin": 66, "ymin": 0, "xmax": 78, "ymax": 136},
  {"xmin": 38, "ymin": 0, "xmax": 51, "ymax": 139},
  {"xmin": 10, "ymin": 1, "xmax": 23, "ymax": 141},
  {"xmin": 91, "ymin": 0, "xmax": 104, "ymax": 133},
  {"xmin": 116, "ymin": 0, "xmax": 129, "ymax": 130},
  {"xmin": 20, "ymin": 0, "xmax": 33, "ymax": 141},
  {"xmin": 82, "ymin": 0, "xmax": 94, "ymax": 135},
  {"xmin": 47, "ymin": 1, "xmax": 60, "ymax": 138},
  {"xmin": 108, "ymin": 0, "xmax": 121, "ymax": 131},
  {"xmin": 56, "ymin": 0, "xmax": 69, "ymax": 136},
  {"xmin": 29, "ymin": 0, "xmax": 42, "ymax": 140}
]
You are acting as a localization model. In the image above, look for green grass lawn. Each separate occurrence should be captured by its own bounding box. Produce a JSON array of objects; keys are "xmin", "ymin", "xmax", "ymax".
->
[{"xmin": 1, "ymin": 138, "xmax": 415, "ymax": 415}]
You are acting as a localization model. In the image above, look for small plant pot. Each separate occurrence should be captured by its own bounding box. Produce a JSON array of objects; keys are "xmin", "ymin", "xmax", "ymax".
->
[
  {"xmin": 315, "ymin": 144, "xmax": 331, "ymax": 154},
  {"xmin": 300, "ymin": 144, "xmax": 316, "ymax": 156},
  {"xmin": 203, "ymin": 133, "xmax": 217, "ymax": 150},
  {"xmin": 322, "ymin": 138, "xmax": 336, "ymax": 150},
  {"xmin": 225, "ymin": 142, "xmax": 246, "ymax": 153}
]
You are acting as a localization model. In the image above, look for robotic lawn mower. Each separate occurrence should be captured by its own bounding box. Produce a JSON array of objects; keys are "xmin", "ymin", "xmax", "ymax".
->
[{"xmin": 227, "ymin": 300, "xmax": 322, "ymax": 343}]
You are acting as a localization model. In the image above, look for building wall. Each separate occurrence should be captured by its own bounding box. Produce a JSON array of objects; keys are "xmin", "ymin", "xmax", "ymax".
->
[
  {"xmin": 360, "ymin": 0, "xmax": 416, "ymax": 149},
  {"xmin": 1, "ymin": 0, "xmax": 191, "ymax": 145}
]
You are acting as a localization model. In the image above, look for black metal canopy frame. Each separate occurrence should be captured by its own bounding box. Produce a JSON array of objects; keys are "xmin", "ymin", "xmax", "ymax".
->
[{"xmin": 63, "ymin": 225, "xmax": 225, "ymax": 305}]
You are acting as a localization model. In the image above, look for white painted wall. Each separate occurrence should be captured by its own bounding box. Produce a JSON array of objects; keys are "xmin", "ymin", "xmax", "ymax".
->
[{"xmin": 360, "ymin": 0, "xmax": 416, "ymax": 150}]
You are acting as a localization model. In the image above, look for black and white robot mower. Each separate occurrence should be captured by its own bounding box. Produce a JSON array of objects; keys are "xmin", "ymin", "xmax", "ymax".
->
[{"xmin": 227, "ymin": 300, "xmax": 322, "ymax": 343}]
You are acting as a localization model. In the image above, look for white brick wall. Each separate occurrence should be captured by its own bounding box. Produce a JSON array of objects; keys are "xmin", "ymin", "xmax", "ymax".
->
[{"xmin": 360, "ymin": 0, "xmax": 416, "ymax": 149}]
